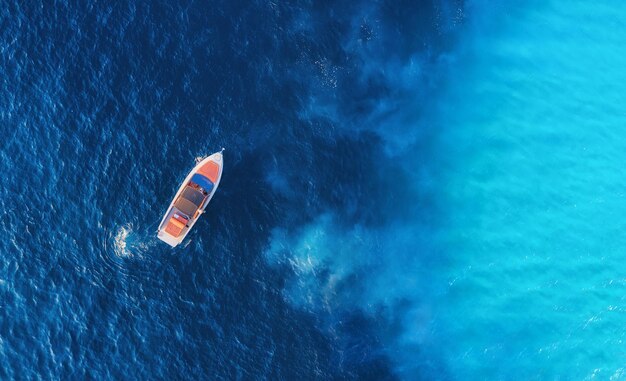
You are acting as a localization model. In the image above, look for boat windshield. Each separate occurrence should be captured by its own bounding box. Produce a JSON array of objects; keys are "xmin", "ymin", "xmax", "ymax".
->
[
  {"xmin": 182, "ymin": 186, "xmax": 205, "ymax": 206},
  {"xmin": 174, "ymin": 186, "xmax": 206, "ymax": 217}
]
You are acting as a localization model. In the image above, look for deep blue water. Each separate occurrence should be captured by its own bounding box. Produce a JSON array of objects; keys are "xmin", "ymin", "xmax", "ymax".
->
[
  {"xmin": 0, "ymin": 1, "xmax": 463, "ymax": 379},
  {"xmin": 3, "ymin": 0, "xmax": 626, "ymax": 380}
]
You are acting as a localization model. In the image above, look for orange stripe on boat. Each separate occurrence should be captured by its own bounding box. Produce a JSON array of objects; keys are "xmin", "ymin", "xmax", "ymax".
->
[
  {"xmin": 198, "ymin": 161, "xmax": 220, "ymax": 183},
  {"xmin": 164, "ymin": 217, "xmax": 185, "ymax": 237}
]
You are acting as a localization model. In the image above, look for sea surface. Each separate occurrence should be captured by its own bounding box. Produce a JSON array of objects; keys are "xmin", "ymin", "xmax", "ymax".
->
[{"xmin": 1, "ymin": 0, "xmax": 626, "ymax": 380}]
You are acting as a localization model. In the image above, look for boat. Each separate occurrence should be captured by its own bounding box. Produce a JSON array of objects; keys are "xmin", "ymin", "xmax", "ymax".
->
[{"xmin": 157, "ymin": 150, "xmax": 224, "ymax": 247}]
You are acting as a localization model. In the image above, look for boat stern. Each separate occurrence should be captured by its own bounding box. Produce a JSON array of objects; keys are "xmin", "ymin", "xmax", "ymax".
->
[{"xmin": 157, "ymin": 229, "xmax": 182, "ymax": 247}]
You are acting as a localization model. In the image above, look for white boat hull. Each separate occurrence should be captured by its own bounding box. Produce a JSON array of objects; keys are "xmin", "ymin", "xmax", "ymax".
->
[{"xmin": 157, "ymin": 151, "xmax": 224, "ymax": 247}]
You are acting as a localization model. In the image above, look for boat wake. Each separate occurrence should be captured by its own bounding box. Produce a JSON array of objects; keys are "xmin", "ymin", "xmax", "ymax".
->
[
  {"xmin": 95, "ymin": 223, "xmax": 159, "ymax": 283},
  {"xmin": 112, "ymin": 223, "xmax": 154, "ymax": 258},
  {"xmin": 113, "ymin": 224, "xmax": 133, "ymax": 257}
]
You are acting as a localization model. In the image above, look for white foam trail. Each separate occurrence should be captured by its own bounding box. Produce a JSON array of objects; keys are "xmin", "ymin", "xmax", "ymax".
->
[{"xmin": 113, "ymin": 224, "xmax": 133, "ymax": 257}]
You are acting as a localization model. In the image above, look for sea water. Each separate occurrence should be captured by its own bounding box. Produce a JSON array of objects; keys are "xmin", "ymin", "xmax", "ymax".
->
[
  {"xmin": 432, "ymin": 1, "xmax": 626, "ymax": 379},
  {"xmin": 1, "ymin": 0, "xmax": 625, "ymax": 379},
  {"xmin": 269, "ymin": 0, "xmax": 626, "ymax": 379}
]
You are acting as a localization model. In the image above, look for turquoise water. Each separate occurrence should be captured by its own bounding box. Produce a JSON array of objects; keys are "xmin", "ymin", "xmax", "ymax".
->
[
  {"xmin": 268, "ymin": 0, "xmax": 626, "ymax": 379},
  {"xmin": 434, "ymin": 1, "xmax": 626, "ymax": 378}
]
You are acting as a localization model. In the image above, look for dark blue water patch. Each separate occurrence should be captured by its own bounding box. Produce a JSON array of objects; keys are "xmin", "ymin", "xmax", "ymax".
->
[
  {"xmin": 263, "ymin": 128, "xmax": 413, "ymax": 229},
  {"xmin": 1, "ymin": 0, "xmax": 466, "ymax": 379}
]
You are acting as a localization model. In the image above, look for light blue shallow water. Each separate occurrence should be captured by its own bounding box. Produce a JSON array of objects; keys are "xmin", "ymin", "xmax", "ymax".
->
[
  {"xmin": 268, "ymin": 0, "xmax": 626, "ymax": 379},
  {"xmin": 432, "ymin": 1, "xmax": 626, "ymax": 378}
]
